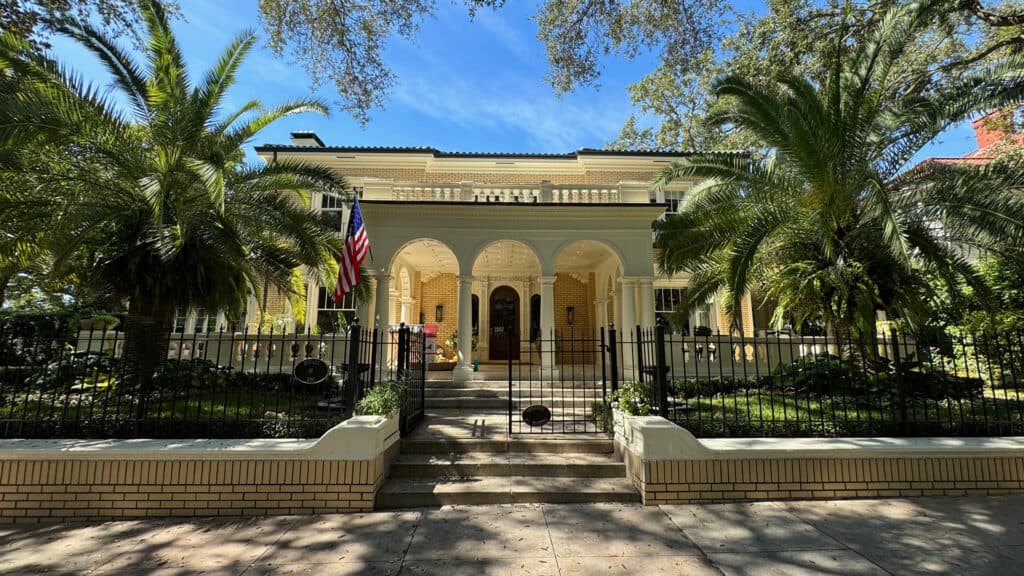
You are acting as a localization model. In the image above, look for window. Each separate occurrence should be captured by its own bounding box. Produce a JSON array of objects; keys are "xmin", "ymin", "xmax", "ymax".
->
[
  {"xmin": 655, "ymin": 288, "xmax": 717, "ymax": 335},
  {"xmin": 655, "ymin": 288, "xmax": 686, "ymax": 334},
  {"xmin": 471, "ymin": 295, "xmax": 479, "ymax": 336},
  {"xmin": 320, "ymin": 188, "xmax": 365, "ymax": 232},
  {"xmin": 530, "ymin": 295, "xmax": 541, "ymax": 341},
  {"xmin": 172, "ymin": 307, "xmax": 217, "ymax": 333},
  {"xmin": 663, "ymin": 190, "xmax": 683, "ymax": 214},
  {"xmin": 649, "ymin": 188, "xmax": 685, "ymax": 214},
  {"xmin": 316, "ymin": 287, "xmax": 357, "ymax": 333}
]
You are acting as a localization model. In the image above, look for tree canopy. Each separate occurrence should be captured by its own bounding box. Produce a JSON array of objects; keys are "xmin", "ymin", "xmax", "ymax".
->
[{"xmin": 652, "ymin": 2, "xmax": 1024, "ymax": 337}]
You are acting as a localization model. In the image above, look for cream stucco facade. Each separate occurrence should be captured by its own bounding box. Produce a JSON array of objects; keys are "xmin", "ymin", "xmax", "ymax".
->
[{"xmin": 255, "ymin": 133, "xmax": 752, "ymax": 382}]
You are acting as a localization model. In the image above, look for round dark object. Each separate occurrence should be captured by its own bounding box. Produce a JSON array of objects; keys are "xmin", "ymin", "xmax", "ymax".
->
[
  {"xmin": 293, "ymin": 358, "xmax": 330, "ymax": 385},
  {"xmin": 522, "ymin": 404, "xmax": 551, "ymax": 427}
]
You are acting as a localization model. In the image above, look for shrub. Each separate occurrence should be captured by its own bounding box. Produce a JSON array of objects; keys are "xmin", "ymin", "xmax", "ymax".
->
[
  {"xmin": 692, "ymin": 325, "xmax": 713, "ymax": 337},
  {"xmin": 357, "ymin": 380, "xmax": 408, "ymax": 416},
  {"xmin": 611, "ymin": 381, "xmax": 653, "ymax": 416},
  {"xmin": 672, "ymin": 377, "xmax": 751, "ymax": 398},
  {"xmin": 589, "ymin": 399, "xmax": 612, "ymax": 431},
  {"xmin": 152, "ymin": 359, "xmax": 225, "ymax": 390},
  {"xmin": 769, "ymin": 353, "xmax": 868, "ymax": 396}
]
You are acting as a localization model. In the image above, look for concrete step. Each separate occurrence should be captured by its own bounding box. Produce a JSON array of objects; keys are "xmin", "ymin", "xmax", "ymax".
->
[
  {"xmin": 375, "ymin": 476, "xmax": 640, "ymax": 508},
  {"xmin": 400, "ymin": 437, "xmax": 614, "ymax": 455},
  {"xmin": 425, "ymin": 397, "xmax": 605, "ymax": 409},
  {"xmin": 389, "ymin": 453, "xmax": 626, "ymax": 479}
]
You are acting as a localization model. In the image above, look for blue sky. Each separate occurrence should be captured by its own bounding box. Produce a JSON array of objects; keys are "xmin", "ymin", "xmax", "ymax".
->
[{"xmin": 50, "ymin": 0, "xmax": 981, "ymax": 161}]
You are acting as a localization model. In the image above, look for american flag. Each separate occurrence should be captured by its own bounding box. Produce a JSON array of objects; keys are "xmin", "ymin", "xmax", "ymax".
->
[{"xmin": 333, "ymin": 197, "xmax": 370, "ymax": 304}]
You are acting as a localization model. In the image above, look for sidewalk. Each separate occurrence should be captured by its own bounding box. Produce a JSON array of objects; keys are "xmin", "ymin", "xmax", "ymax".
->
[{"xmin": 1, "ymin": 496, "xmax": 1022, "ymax": 575}]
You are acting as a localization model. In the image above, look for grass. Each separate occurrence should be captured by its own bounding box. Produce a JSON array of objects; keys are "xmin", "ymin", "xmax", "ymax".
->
[{"xmin": 0, "ymin": 386, "xmax": 345, "ymax": 438}]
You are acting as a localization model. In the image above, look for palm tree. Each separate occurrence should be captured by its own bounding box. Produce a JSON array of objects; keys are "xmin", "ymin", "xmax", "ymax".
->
[
  {"xmin": 0, "ymin": 1, "xmax": 346, "ymax": 391},
  {"xmin": 653, "ymin": 2, "xmax": 1024, "ymax": 339}
]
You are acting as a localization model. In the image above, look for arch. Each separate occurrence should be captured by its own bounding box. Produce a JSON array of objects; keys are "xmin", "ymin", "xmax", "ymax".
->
[
  {"xmin": 552, "ymin": 239, "xmax": 625, "ymax": 274},
  {"xmin": 468, "ymin": 237, "xmax": 544, "ymax": 272},
  {"xmin": 388, "ymin": 238, "xmax": 460, "ymax": 276}
]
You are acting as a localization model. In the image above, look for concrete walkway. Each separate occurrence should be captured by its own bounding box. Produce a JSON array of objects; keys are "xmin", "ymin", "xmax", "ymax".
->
[{"xmin": 2, "ymin": 496, "xmax": 1023, "ymax": 575}]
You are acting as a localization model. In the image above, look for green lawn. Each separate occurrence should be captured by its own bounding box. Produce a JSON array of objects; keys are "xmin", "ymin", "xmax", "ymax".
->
[{"xmin": 0, "ymin": 386, "xmax": 345, "ymax": 438}]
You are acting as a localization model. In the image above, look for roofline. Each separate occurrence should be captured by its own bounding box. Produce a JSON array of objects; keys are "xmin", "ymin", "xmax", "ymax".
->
[{"xmin": 253, "ymin": 144, "xmax": 749, "ymax": 160}]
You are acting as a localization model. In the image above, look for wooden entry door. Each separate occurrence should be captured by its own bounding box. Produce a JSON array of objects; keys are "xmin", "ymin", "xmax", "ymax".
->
[{"xmin": 489, "ymin": 286, "xmax": 520, "ymax": 361}]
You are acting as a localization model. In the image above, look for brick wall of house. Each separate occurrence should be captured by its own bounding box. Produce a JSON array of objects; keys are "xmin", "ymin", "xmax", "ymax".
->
[
  {"xmin": 420, "ymin": 273, "xmax": 459, "ymax": 356},
  {"xmin": 554, "ymin": 273, "xmax": 595, "ymax": 363},
  {"xmin": 632, "ymin": 456, "xmax": 1024, "ymax": 505},
  {"xmin": 0, "ymin": 452, "xmax": 395, "ymax": 524}
]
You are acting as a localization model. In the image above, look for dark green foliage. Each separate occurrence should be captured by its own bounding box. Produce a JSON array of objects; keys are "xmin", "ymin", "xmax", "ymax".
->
[
  {"xmin": 357, "ymin": 379, "xmax": 408, "ymax": 416},
  {"xmin": 672, "ymin": 377, "xmax": 749, "ymax": 398},
  {"xmin": 611, "ymin": 381, "xmax": 654, "ymax": 416},
  {"xmin": 589, "ymin": 399, "xmax": 612, "ymax": 432}
]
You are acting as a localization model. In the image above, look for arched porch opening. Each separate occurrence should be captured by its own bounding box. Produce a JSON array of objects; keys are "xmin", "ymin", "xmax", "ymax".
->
[
  {"xmin": 470, "ymin": 240, "xmax": 542, "ymax": 361},
  {"xmin": 387, "ymin": 238, "xmax": 460, "ymax": 359},
  {"xmin": 553, "ymin": 240, "xmax": 623, "ymax": 364}
]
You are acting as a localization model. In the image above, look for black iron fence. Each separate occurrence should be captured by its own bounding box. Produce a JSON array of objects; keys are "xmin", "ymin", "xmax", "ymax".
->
[
  {"xmin": 617, "ymin": 321, "xmax": 1024, "ymax": 437},
  {"xmin": 0, "ymin": 319, "xmax": 424, "ymax": 439}
]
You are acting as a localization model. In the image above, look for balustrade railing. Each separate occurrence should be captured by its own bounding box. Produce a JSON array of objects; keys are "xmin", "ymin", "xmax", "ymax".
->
[{"xmin": 375, "ymin": 182, "xmax": 627, "ymax": 204}]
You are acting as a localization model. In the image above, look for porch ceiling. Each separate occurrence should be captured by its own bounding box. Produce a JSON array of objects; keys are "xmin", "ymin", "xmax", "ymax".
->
[
  {"xmin": 472, "ymin": 241, "xmax": 541, "ymax": 277},
  {"xmin": 556, "ymin": 240, "xmax": 618, "ymax": 273},
  {"xmin": 394, "ymin": 239, "xmax": 458, "ymax": 276}
]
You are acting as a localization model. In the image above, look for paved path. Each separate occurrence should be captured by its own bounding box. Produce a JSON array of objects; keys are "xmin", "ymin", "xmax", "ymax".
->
[{"xmin": 2, "ymin": 496, "xmax": 1023, "ymax": 575}]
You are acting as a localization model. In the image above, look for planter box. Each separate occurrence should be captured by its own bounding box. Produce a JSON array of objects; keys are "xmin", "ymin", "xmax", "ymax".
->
[{"xmin": 428, "ymin": 361, "xmax": 457, "ymax": 371}]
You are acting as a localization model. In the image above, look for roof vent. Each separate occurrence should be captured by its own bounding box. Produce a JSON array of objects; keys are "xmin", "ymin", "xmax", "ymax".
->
[{"xmin": 290, "ymin": 131, "xmax": 325, "ymax": 147}]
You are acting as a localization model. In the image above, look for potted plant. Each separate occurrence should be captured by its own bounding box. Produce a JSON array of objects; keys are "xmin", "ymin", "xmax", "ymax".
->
[{"xmin": 79, "ymin": 313, "xmax": 119, "ymax": 331}]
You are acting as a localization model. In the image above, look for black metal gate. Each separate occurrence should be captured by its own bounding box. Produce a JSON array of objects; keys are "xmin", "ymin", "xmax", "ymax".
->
[
  {"xmin": 507, "ymin": 327, "xmax": 610, "ymax": 434},
  {"xmin": 393, "ymin": 323, "xmax": 426, "ymax": 436}
]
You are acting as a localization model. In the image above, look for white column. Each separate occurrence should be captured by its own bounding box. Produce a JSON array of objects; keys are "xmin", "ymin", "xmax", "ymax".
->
[
  {"xmin": 373, "ymin": 274, "xmax": 391, "ymax": 331},
  {"xmin": 360, "ymin": 276, "xmax": 376, "ymax": 331},
  {"xmin": 639, "ymin": 278, "xmax": 655, "ymax": 328},
  {"xmin": 400, "ymin": 297, "xmax": 414, "ymax": 324},
  {"xmin": 454, "ymin": 275, "xmax": 475, "ymax": 382},
  {"xmin": 539, "ymin": 275, "xmax": 557, "ymax": 376},
  {"xmin": 619, "ymin": 278, "xmax": 638, "ymax": 371},
  {"xmin": 519, "ymin": 280, "xmax": 530, "ymax": 357},
  {"xmin": 595, "ymin": 298, "xmax": 608, "ymax": 331},
  {"xmin": 479, "ymin": 280, "xmax": 490, "ymax": 357}
]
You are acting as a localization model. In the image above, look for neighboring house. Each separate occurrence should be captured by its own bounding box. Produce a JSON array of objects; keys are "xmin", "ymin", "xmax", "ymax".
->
[
  {"xmin": 253, "ymin": 132, "xmax": 757, "ymax": 381},
  {"xmin": 910, "ymin": 110, "xmax": 1023, "ymax": 263}
]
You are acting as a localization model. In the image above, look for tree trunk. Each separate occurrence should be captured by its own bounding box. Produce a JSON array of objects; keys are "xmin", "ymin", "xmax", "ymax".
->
[
  {"xmin": 0, "ymin": 273, "xmax": 10, "ymax": 309},
  {"xmin": 122, "ymin": 294, "xmax": 174, "ymax": 431}
]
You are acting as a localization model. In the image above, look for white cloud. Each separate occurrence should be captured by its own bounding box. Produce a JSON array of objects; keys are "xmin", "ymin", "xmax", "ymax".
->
[{"xmin": 391, "ymin": 71, "xmax": 625, "ymax": 151}]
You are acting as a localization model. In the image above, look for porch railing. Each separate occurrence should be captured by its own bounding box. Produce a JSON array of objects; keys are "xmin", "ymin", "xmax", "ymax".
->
[{"xmin": 374, "ymin": 182, "xmax": 631, "ymax": 203}]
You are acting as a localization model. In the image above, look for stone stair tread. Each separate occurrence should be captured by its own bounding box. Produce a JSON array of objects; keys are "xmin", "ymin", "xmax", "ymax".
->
[
  {"xmin": 392, "ymin": 452, "xmax": 620, "ymax": 466},
  {"xmin": 375, "ymin": 476, "xmax": 640, "ymax": 506}
]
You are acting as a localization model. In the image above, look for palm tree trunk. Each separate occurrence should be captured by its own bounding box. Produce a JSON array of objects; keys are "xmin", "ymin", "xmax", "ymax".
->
[
  {"xmin": 0, "ymin": 274, "xmax": 9, "ymax": 308},
  {"xmin": 123, "ymin": 293, "xmax": 174, "ymax": 430}
]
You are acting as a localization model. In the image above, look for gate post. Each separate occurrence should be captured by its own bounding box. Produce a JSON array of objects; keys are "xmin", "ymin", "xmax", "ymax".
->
[
  {"xmin": 345, "ymin": 317, "xmax": 362, "ymax": 417},
  {"xmin": 508, "ymin": 332, "xmax": 514, "ymax": 435},
  {"xmin": 369, "ymin": 328, "xmax": 379, "ymax": 385},
  {"xmin": 608, "ymin": 323, "xmax": 619, "ymax": 394},
  {"xmin": 891, "ymin": 329, "xmax": 908, "ymax": 436},
  {"xmin": 397, "ymin": 322, "xmax": 410, "ymax": 378},
  {"xmin": 655, "ymin": 317, "xmax": 669, "ymax": 418}
]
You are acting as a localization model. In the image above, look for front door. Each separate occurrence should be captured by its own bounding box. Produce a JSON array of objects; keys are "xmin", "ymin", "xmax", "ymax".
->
[{"xmin": 489, "ymin": 286, "xmax": 520, "ymax": 361}]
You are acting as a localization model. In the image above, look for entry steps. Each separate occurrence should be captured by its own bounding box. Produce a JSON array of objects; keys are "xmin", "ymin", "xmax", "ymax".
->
[
  {"xmin": 376, "ymin": 432, "xmax": 639, "ymax": 508},
  {"xmin": 423, "ymin": 379, "xmax": 608, "ymax": 410}
]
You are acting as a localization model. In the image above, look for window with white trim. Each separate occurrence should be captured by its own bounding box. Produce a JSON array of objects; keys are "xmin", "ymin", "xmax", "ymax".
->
[{"xmin": 316, "ymin": 287, "xmax": 357, "ymax": 333}]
